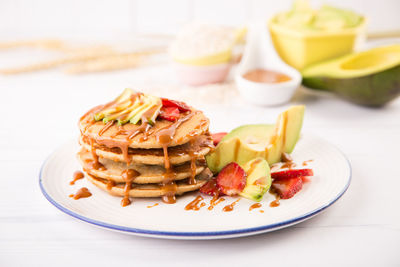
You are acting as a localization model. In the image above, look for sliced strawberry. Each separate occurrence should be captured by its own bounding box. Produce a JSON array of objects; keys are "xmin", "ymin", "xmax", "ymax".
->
[
  {"xmin": 161, "ymin": 98, "xmax": 190, "ymax": 112},
  {"xmin": 200, "ymin": 178, "xmax": 221, "ymax": 196},
  {"xmin": 158, "ymin": 106, "xmax": 180, "ymax": 121},
  {"xmin": 211, "ymin": 132, "xmax": 227, "ymax": 146},
  {"xmin": 271, "ymin": 168, "xmax": 313, "ymax": 180},
  {"xmin": 216, "ymin": 162, "xmax": 246, "ymax": 196},
  {"xmin": 271, "ymin": 177, "xmax": 303, "ymax": 199}
]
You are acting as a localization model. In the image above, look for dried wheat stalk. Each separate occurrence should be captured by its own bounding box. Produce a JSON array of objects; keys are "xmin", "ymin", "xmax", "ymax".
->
[
  {"xmin": 0, "ymin": 39, "xmax": 65, "ymax": 50},
  {"xmin": 65, "ymin": 49, "xmax": 164, "ymax": 74}
]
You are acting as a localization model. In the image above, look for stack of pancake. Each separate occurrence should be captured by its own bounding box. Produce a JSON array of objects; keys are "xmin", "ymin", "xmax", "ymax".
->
[{"xmin": 77, "ymin": 91, "xmax": 214, "ymax": 206}]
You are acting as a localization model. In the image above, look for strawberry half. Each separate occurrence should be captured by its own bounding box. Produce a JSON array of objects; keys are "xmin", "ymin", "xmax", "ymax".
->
[
  {"xmin": 211, "ymin": 132, "xmax": 227, "ymax": 146},
  {"xmin": 200, "ymin": 178, "xmax": 221, "ymax": 196},
  {"xmin": 271, "ymin": 168, "xmax": 313, "ymax": 180},
  {"xmin": 159, "ymin": 106, "xmax": 180, "ymax": 121},
  {"xmin": 271, "ymin": 177, "xmax": 303, "ymax": 199},
  {"xmin": 216, "ymin": 162, "xmax": 246, "ymax": 196},
  {"xmin": 161, "ymin": 98, "xmax": 190, "ymax": 112}
]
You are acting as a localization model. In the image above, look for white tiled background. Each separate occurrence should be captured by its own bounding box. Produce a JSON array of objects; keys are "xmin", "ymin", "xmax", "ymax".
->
[{"xmin": 1, "ymin": 0, "xmax": 399, "ymax": 39}]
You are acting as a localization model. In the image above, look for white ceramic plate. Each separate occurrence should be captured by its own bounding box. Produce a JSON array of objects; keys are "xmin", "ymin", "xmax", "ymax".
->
[{"xmin": 39, "ymin": 135, "xmax": 351, "ymax": 240}]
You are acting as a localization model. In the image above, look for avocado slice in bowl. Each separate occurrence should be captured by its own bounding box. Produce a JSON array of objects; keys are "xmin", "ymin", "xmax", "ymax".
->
[{"xmin": 302, "ymin": 45, "xmax": 400, "ymax": 107}]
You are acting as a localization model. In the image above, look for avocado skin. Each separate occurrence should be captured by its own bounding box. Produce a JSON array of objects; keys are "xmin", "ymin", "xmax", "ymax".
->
[{"xmin": 302, "ymin": 65, "xmax": 400, "ymax": 107}]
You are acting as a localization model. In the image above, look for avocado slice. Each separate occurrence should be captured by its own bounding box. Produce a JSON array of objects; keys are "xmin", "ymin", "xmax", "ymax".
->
[
  {"xmin": 264, "ymin": 105, "xmax": 305, "ymax": 164},
  {"xmin": 95, "ymin": 100, "xmax": 133, "ymax": 122},
  {"xmin": 240, "ymin": 158, "xmax": 271, "ymax": 202},
  {"xmin": 129, "ymin": 95, "xmax": 161, "ymax": 124},
  {"xmin": 94, "ymin": 89, "xmax": 162, "ymax": 125},
  {"xmin": 94, "ymin": 88, "xmax": 134, "ymax": 121},
  {"xmin": 302, "ymin": 45, "xmax": 400, "ymax": 106},
  {"xmin": 115, "ymin": 88, "xmax": 135, "ymax": 102},
  {"xmin": 206, "ymin": 106, "xmax": 305, "ymax": 173},
  {"xmin": 104, "ymin": 97, "xmax": 149, "ymax": 124},
  {"xmin": 102, "ymin": 100, "xmax": 136, "ymax": 123}
]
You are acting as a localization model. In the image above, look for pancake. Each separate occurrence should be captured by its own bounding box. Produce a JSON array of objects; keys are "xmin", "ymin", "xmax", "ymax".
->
[
  {"xmin": 77, "ymin": 89, "xmax": 214, "ymax": 206},
  {"xmin": 78, "ymin": 149, "xmax": 206, "ymax": 183},
  {"xmin": 86, "ymin": 173, "xmax": 208, "ymax": 198},
  {"xmin": 79, "ymin": 134, "xmax": 213, "ymax": 165},
  {"xmin": 79, "ymin": 108, "xmax": 210, "ymax": 149}
]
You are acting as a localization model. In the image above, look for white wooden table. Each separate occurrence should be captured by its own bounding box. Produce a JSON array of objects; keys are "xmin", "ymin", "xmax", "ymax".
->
[{"xmin": 1, "ymin": 63, "xmax": 399, "ymax": 266}]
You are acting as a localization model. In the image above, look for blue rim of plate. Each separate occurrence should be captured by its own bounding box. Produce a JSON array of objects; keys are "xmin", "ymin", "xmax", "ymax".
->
[{"xmin": 39, "ymin": 140, "xmax": 352, "ymax": 238}]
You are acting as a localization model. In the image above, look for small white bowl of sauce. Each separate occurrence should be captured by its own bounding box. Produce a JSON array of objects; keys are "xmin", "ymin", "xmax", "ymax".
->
[{"xmin": 235, "ymin": 22, "xmax": 301, "ymax": 106}]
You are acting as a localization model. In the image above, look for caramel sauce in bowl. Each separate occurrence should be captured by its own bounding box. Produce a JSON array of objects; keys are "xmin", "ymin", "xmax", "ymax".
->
[
  {"xmin": 242, "ymin": 69, "xmax": 291, "ymax": 84},
  {"xmin": 235, "ymin": 22, "xmax": 301, "ymax": 106}
]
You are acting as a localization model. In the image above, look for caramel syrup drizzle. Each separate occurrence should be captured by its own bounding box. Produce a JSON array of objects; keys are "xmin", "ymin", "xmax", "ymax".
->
[
  {"xmin": 85, "ymin": 160, "xmax": 106, "ymax": 171},
  {"xmin": 70, "ymin": 171, "xmax": 84, "ymax": 185},
  {"xmin": 208, "ymin": 195, "xmax": 225, "ymax": 210},
  {"xmin": 95, "ymin": 137, "xmax": 131, "ymax": 164},
  {"xmin": 121, "ymin": 169, "xmax": 139, "ymax": 207},
  {"xmin": 188, "ymin": 138, "xmax": 198, "ymax": 185},
  {"xmin": 186, "ymin": 119, "xmax": 209, "ymax": 138},
  {"xmin": 110, "ymin": 125, "xmax": 129, "ymax": 138},
  {"xmin": 126, "ymin": 105, "xmax": 161, "ymax": 141},
  {"xmin": 302, "ymin": 159, "xmax": 314, "ymax": 166},
  {"xmin": 269, "ymin": 187, "xmax": 281, "ymax": 207},
  {"xmin": 270, "ymin": 196, "xmax": 280, "ymax": 207},
  {"xmin": 106, "ymin": 180, "xmax": 116, "ymax": 190},
  {"xmin": 185, "ymin": 195, "xmax": 206, "ymax": 211},
  {"xmin": 69, "ymin": 187, "xmax": 92, "ymax": 200},
  {"xmin": 249, "ymin": 203, "xmax": 262, "ymax": 211},
  {"xmin": 263, "ymin": 111, "xmax": 289, "ymax": 162},
  {"xmin": 247, "ymin": 158, "xmax": 263, "ymax": 176},
  {"xmin": 222, "ymin": 198, "xmax": 241, "ymax": 212},
  {"xmin": 155, "ymin": 111, "xmax": 196, "ymax": 204},
  {"xmin": 89, "ymin": 138, "xmax": 98, "ymax": 162},
  {"xmin": 87, "ymin": 138, "xmax": 106, "ymax": 170},
  {"xmin": 127, "ymin": 121, "xmax": 152, "ymax": 140},
  {"xmin": 79, "ymin": 98, "xmax": 120, "ymax": 136},
  {"xmin": 98, "ymin": 121, "xmax": 114, "ymax": 136}
]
